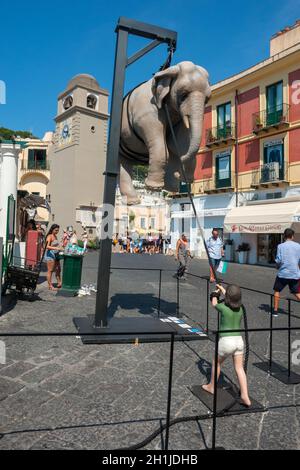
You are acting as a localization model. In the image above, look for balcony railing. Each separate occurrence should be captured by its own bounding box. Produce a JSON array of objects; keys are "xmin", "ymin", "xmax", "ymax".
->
[
  {"xmin": 252, "ymin": 103, "xmax": 290, "ymax": 134},
  {"xmin": 20, "ymin": 160, "xmax": 50, "ymax": 172},
  {"xmin": 206, "ymin": 124, "xmax": 235, "ymax": 147},
  {"xmin": 251, "ymin": 162, "xmax": 289, "ymax": 187},
  {"xmin": 201, "ymin": 177, "xmax": 233, "ymax": 193}
]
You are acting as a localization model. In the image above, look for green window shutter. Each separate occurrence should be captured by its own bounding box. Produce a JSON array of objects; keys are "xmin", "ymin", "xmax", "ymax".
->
[{"xmin": 28, "ymin": 149, "xmax": 35, "ymax": 169}]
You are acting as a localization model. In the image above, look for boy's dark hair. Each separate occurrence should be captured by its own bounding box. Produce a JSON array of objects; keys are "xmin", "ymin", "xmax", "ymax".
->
[
  {"xmin": 284, "ymin": 228, "xmax": 294, "ymax": 240},
  {"xmin": 225, "ymin": 284, "xmax": 242, "ymax": 310}
]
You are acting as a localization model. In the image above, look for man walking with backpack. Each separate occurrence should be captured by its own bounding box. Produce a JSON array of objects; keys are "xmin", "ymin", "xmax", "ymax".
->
[{"xmin": 273, "ymin": 228, "xmax": 300, "ymax": 316}]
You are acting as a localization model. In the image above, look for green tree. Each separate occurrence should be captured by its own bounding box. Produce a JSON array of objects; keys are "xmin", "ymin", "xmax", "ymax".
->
[
  {"xmin": 132, "ymin": 165, "xmax": 148, "ymax": 182},
  {"xmin": 0, "ymin": 127, "xmax": 38, "ymax": 140}
]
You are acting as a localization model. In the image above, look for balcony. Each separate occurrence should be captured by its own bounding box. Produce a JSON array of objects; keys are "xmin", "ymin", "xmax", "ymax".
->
[
  {"xmin": 252, "ymin": 103, "xmax": 290, "ymax": 134},
  {"xmin": 206, "ymin": 124, "xmax": 235, "ymax": 147},
  {"xmin": 20, "ymin": 160, "xmax": 50, "ymax": 173},
  {"xmin": 202, "ymin": 178, "xmax": 234, "ymax": 194},
  {"xmin": 251, "ymin": 162, "xmax": 289, "ymax": 188}
]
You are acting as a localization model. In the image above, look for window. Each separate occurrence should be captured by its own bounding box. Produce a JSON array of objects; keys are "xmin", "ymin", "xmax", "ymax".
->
[
  {"xmin": 216, "ymin": 152, "xmax": 231, "ymax": 188},
  {"xmin": 32, "ymin": 192, "xmax": 40, "ymax": 196},
  {"xmin": 266, "ymin": 81, "xmax": 283, "ymax": 125},
  {"xmin": 217, "ymin": 102, "xmax": 231, "ymax": 138},
  {"xmin": 266, "ymin": 192, "xmax": 282, "ymax": 199},
  {"xmin": 87, "ymin": 94, "xmax": 97, "ymax": 109},
  {"xmin": 179, "ymin": 182, "xmax": 191, "ymax": 194},
  {"xmin": 150, "ymin": 218, "xmax": 155, "ymax": 229},
  {"xmin": 141, "ymin": 217, "xmax": 146, "ymax": 229},
  {"xmin": 28, "ymin": 149, "xmax": 47, "ymax": 170},
  {"xmin": 263, "ymin": 140, "xmax": 284, "ymax": 182},
  {"xmin": 180, "ymin": 203, "xmax": 191, "ymax": 212}
]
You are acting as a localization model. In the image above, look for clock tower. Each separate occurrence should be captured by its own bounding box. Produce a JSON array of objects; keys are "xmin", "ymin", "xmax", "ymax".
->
[{"xmin": 48, "ymin": 74, "xmax": 109, "ymax": 235}]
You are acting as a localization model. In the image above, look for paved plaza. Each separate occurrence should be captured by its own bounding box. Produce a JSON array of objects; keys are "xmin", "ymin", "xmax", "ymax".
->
[{"xmin": 1, "ymin": 253, "xmax": 300, "ymax": 450}]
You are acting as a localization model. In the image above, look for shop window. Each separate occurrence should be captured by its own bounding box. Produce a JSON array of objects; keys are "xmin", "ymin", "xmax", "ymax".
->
[
  {"xmin": 216, "ymin": 152, "xmax": 231, "ymax": 188},
  {"xmin": 217, "ymin": 102, "xmax": 231, "ymax": 139},
  {"xmin": 266, "ymin": 81, "xmax": 283, "ymax": 125}
]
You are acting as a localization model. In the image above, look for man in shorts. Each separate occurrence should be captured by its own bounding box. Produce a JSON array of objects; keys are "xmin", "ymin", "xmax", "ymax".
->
[
  {"xmin": 207, "ymin": 228, "xmax": 224, "ymax": 282},
  {"xmin": 273, "ymin": 228, "xmax": 300, "ymax": 316}
]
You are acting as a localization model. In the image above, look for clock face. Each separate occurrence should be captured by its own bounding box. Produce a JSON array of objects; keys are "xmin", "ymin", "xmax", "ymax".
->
[
  {"xmin": 62, "ymin": 124, "xmax": 69, "ymax": 139},
  {"xmin": 57, "ymin": 119, "xmax": 72, "ymax": 147}
]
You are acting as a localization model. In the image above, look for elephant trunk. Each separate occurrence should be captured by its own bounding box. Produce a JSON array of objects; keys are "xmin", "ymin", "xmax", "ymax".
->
[{"xmin": 180, "ymin": 96, "xmax": 205, "ymax": 164}]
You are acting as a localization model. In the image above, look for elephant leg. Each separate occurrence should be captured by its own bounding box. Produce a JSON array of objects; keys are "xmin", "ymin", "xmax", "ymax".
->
[
  {"xmin": 119, "ymin": 157, "xmax": 140, "ymax": 205},
  {"xmin": 164, "ymin": 153, "xmax": 180, "ymax": 192},
  {"xmin": 144, "ymin": 131, "xmax": 168, "ymax": 190}
]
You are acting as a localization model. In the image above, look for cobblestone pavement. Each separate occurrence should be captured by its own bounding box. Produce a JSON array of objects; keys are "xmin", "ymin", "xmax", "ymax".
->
[{"xmin": 0, "ymin": 253, "xmax": 300, "ymax": 450}]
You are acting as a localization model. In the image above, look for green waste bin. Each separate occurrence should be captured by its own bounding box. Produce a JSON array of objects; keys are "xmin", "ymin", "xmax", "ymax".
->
[{"xmin": 62, "ymin": 254, "xmax": 83, "ymax": 292}]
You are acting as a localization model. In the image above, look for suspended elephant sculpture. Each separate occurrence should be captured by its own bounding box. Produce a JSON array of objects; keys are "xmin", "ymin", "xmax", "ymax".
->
[{"xmin": 119, "ymin": 61, "xmax": 211, "ymax": 204}]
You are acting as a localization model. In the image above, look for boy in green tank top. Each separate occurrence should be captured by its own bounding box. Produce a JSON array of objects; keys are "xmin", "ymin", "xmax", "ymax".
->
[{"xmin": 202, "ymin": 284, "xmax": 251, "ymax": 407}]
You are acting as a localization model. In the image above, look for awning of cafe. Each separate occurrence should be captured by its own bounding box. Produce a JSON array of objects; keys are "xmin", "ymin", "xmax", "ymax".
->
[{"xmin": 224, "ymin": 198, "xmax": 300, "ymax": 234}]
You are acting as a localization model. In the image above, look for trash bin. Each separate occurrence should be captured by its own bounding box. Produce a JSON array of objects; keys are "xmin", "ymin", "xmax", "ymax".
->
[{"xmin": 62, "ymin": 254, "xmax": 83, "ymax": 292}]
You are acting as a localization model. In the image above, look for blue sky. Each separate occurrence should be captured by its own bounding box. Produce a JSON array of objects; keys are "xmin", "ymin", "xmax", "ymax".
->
[{"xmin": 1, "ymin": 0, "xmax": 299, "ymax": 137}]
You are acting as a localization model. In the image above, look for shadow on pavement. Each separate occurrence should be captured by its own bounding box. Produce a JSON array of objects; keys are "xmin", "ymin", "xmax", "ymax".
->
[{"xmin": 107, "ymin": 293, "xmax": 177, "ymax": 319}]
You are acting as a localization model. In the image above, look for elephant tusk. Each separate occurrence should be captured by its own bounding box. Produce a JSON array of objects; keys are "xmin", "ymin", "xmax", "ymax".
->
[{"xmin": 183, "ymin": 115, "xmax": 190, "ymax": 129}]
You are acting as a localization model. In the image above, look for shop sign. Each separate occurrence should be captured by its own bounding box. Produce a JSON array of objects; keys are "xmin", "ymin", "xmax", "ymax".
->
[{"xmin": 227, "ymin": 223, "xmax": 287, "ymax": 233}]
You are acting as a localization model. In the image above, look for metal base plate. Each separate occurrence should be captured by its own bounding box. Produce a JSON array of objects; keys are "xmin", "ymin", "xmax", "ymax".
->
[
  {"xmin": 191, "ymin": 385, "xmax": 264, "ymax": 415},
  {"xmin": 254, "ymin": 361, "xmax": 300, "ymax": 384},
  {"xmin": 73, "ymin": 315, "xmax": 208, "ymax": 344}
]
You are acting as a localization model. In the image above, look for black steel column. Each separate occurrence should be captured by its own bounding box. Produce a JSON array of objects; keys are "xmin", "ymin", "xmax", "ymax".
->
[
  {"xmin": 165, "ymin": 332, "xmax": 175, "ymax": 450},
  {"xmin": 269, "ymin": 294, "xmax": 273, "ymax": 370},
  {"xmin": 157, "ymin": 269, "xmax": 162, "ymax": 318},
  {"xmin": 94, "ymin": 29, "xmax": 128, "ymax": 327},
  {"xmin": 211, "ymin": 331, "xmax": 219, "ymax": 450},
  {"xmin": 288, "ymin": 299, "xmax": 291, "ymax": 378},
  {"xmin": 206, "ymin": 278, "xmax": 209, "ymax": 332}
]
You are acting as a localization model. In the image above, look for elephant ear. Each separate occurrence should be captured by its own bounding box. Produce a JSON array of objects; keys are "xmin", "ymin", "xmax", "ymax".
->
[{"xmin": 152, "ymin": 65, "xmax": 180, "ymax": 109}]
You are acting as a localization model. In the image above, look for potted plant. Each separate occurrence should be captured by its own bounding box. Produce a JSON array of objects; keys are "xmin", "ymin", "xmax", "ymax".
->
[
  {"xmin": 236, "ymin": 242, "xmax": 250, "ymax": 264},
  {"xmin": 254, "ymin": 115, "xmax": 263, "ymax": 131}
]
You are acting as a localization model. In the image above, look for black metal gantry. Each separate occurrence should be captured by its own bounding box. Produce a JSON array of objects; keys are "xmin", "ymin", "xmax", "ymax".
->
[{"xmin": 74, "ymin": 18, "xmax": 177, "ymax": 335}]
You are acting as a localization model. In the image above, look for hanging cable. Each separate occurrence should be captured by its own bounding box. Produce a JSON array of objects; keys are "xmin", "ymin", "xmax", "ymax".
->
[
  {"xmin": 164, "ymin": 103, "xmax": 219, "ymax": 284},
  {"xmin": 164, "ymin": 102, "xmax": 250, "ymax": 413}
]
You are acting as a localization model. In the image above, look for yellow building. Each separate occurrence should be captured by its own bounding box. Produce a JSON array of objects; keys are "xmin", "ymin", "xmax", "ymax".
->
[
  {"xmin": 18, "ymin": 132, "xmax": 53, "ymax": 224},
  {"xmin": 114, "ymin": 181, "xmax": 170, "ymax": 238},
  {"xmin": 171, "ymin": 19, "xmax": 300, "ymax": 264}
]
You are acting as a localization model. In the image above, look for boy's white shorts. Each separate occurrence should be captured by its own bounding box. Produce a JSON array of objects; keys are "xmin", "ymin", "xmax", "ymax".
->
[{"xmin": 218, "ymin": 336, "xmax": 244, "ymax": 358}]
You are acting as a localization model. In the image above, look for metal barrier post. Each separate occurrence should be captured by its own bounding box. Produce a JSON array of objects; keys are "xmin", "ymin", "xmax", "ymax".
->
[
  {"xmin": 211, "ymin": 330, "xmax": 219, "ymax": 450},
  {"xmin": 157, "ymin": 269, "xmax": 162, "ymax": 318},
  {"xmin": 0, "ymin": 237, "xmax": 2, "ymax": 315},
  {"xmin": 165, "ymin": 332, "xmax": 175, "ymax": 450},
  {"xmin": 269, "ymin": 294, "xmax": 273, "ymax": 370},
  {"xmin": 288, "ymin": 299, "xmax": 291, "ymax": 378},
  {"xmin": 176, "ymin": 276, "xmax": 180, "ymax": 317},
  {"xmin": 206, "ymin": 278, "xmax": 209, "ymax": 332}
]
